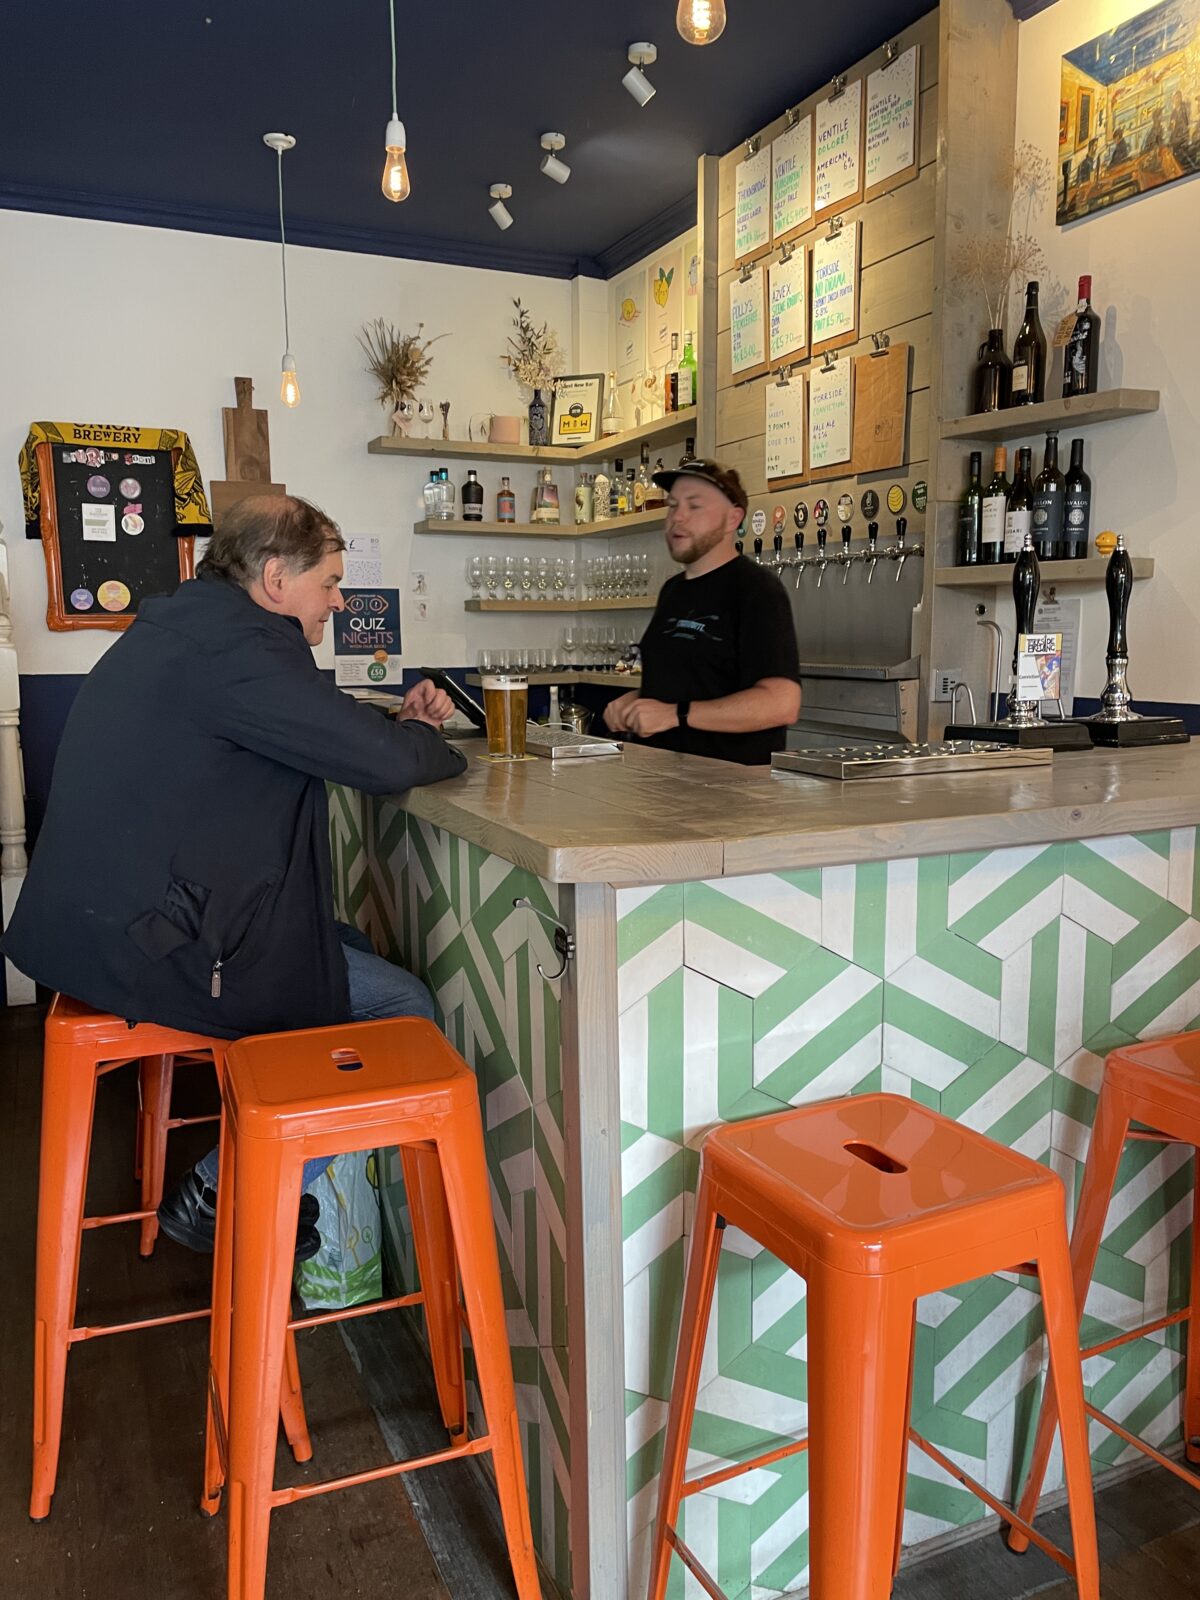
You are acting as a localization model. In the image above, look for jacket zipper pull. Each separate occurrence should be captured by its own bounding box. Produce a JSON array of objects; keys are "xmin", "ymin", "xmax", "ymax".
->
[{"xmin": 211, "ymin": 960, "xmax": 223, "ymax": 999}]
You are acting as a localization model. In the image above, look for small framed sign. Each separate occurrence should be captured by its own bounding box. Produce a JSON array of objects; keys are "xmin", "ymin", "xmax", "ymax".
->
[{"xmin": 550, "ymin": 373, "xmax": 605, "ymax": 446}]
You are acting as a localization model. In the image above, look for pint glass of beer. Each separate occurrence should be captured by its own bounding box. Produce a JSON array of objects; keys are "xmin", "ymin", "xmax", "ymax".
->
[{"xmin": 482, "ymin": 672, "xmax": 528, "ymax": 759}]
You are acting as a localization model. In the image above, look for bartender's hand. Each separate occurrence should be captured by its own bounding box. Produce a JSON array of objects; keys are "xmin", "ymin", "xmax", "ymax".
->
[
  {"xmin": 604, "ymin": 690, "xmax": 641, "ymax": 733},
  {"xmin": 396, "ymin": 677, "xmax": 454, "ymax": 728},
  {"xmin": 623, "ymin": 698, "xmax": 680, "ymax": 738}
]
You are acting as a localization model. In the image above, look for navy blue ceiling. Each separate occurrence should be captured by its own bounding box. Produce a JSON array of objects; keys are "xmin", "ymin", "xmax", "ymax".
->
[{"xmin": 0, "ymin": 0, "xmax": 934, "ymax": 279}]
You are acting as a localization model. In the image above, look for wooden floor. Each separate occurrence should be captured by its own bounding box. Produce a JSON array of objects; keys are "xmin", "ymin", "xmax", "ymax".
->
[{"xmin": 1, "ymin": 1003, "xmax": 1197, "ymax": 1599}]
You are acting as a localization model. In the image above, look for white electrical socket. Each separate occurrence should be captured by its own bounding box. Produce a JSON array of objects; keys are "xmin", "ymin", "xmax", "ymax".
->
[{"xmin": 933, "ymin": 667, "xmax": 961, "ymax": 702}]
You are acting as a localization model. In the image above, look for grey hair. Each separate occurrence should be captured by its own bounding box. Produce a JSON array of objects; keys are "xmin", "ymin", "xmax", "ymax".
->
[{"xmin": 197, "ymin": 495, "xmax": 346, "ymax": 589}]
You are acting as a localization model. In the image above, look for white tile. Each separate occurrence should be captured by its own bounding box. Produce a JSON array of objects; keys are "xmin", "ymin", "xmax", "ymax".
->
[
  {"xmin": 948, "ymin": 843, "xmax": 1055, "ymax": 923},
  {"xmin": 708, "ymin": 871, "xmax": 822, "ymax": 939},
  {"xmin": 619, "ymin": 998, "xmax": 649, "ymax": 1129},
  {"xmin": 684, "ymin": 921, "xmax": 787, "ymax": 997},
  {"xmin": 999, "ymin": 938, "xmax": 1032, "ymax": 1056},
  {"xmin": 933, "ymin": 1284, "xmax": 1040, "ymax": 1403},
  {"xmin": 978, "ymin": 882, "xmax": 1063, "ymax": 961},
  {"xmin": 752, "ymin": 1266, "xmax": 806, "ymax": 1342},
  {"xmin": 623, "ymin": 1194, "xmax": 684, "ymax": 1283},
  {"xmin": 884, "ymin": 857, "xmax": 919, "ymax": 976},
  {"xmin": 623, "ymin": 1267, "xmax": 652, "ymax": 1394},
  {"xmin": 787, "ymin": 1026, "xmax": 883, "ymax": 1104},
  {"xmin": 622, "ymin": 1130, "xmax": 682, "ymax": 1197},
  {"xmin": 1080, "ymin": 833, "xmax": 1170, "ymax": 897},
  {"xmin": 1168, "ymin": 829, "xmax": 1196, "ymax": 913},
  {"xmin": 1110, "ymin": 918, "xmax": 1200, "ymax": 1019},
  {"xmin": 1062, "ymin": 877, "xmax": 1139, "ymax": 943},
  {"xmin": 890, "ymin": 953, "xmax": 1000, "ymax": 1035},
  {"xmin": 820, "ymin": 863, "xmax": 857, "ymax": 961},
  {"xmin": 752, "ymin": 965, "xmax": 880, "ymax": 1083},
  {"xmin": 682, "ymin": 970, "xmax": 722, "ymax": 1149},
  {"xmin": 618, "ymin": 925, "xmax": 684, "ymax": 1012},
  {"xmin": 882, "ymin": 1024, "xmax": 975, "ymax": 1093},
  {"xmin": 1054, "ymin": 916, "xmax": 1089, "ymax": 1066}
]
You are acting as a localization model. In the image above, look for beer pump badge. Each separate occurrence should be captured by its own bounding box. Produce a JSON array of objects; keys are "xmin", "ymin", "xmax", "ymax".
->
[
  {"xmin": 333, "ymin": 587, "xmax": 402, "ymax": 687},
  {"xmin": 750, "ymin": 508, "xmax": 768, "ymax": 537},
  {"xmin": 1016, "ymin": 631, "xmax": 1064, "ymax": 703}
]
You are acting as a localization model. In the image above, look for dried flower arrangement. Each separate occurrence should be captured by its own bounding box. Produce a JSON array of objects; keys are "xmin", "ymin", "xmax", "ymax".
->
[
  {"xmin": 358, "ymin": 319, "xmax": 448, "ymax": 424},
  {"xmin": 951, "ymin": 142, "xmax": 1054, "ymax": 333},
  {"xmin": 501, "ymin": 299, "xmax": 565, "ymax": 396}
]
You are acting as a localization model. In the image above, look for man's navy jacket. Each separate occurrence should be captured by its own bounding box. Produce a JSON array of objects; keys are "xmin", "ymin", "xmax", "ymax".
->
[{"xmin": 4, "ymin": 573, "xmax": 466, "ymax": 1038}]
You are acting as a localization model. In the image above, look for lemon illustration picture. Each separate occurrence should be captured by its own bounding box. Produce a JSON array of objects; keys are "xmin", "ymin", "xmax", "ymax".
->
[
  {"xmin": 619, "ymin": 296, "xmax": 640, "ymax": 324},
  {"xmin": 652, "ymin": 266, "xmax": 674, "ymax": 307}
]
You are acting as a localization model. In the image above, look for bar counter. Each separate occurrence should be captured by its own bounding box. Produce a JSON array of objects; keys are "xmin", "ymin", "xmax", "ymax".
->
[{"xmin": 328, "ymin": 740, "xmax": 1200, "ymax": 1600}]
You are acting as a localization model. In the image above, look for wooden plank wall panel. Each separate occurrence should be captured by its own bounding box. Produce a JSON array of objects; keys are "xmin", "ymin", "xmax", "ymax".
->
[{"xmin": 715, "ymin": 8, "xmax": 939, "ymax": 536}]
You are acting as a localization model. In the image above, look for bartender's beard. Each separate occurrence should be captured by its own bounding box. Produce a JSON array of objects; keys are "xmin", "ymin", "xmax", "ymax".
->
[{"xmin": 667, "ymin": 523, "xmax": 729, "ymax": 566}]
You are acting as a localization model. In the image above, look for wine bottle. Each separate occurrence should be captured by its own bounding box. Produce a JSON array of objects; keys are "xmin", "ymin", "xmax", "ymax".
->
[
  {"xmin": 1064, "ymin": 437, "xmax": 1092, "ymax": 560},
  {"xmin": 1032, "ymin": 432, "xmax": 1065, "ymax": 560},
  {"xmin": 678, "ymin": 331, "xmax": 697, "ymax": 409},
  {"xmin": 496, "ymin": 474, "xmax": 516, "ymax": 523},
  {"xmin": 958, "ymin": 451, "xmax": 983, "ymax": 566},
  {"xmin": 679, "ymin": 435, "xmax": 698, "ymax": 467},
  {"xmin": 613, "ymin": 459, "xmax": 629, "ymax": 516},
  {"xmin": 1063, "ymin": 275, "xmax": 1100, "ymax": 397},
  {"xmin": 1011, "ymin": 280, "xmax": 1046, "ymax": 406},
  {"xmin": 461, "ymin": 468, "xmax": 484, "ymax": 522},
  {"xmin": 645, "ymin": 458, "xmax": 667, "ymax": 510},
  {"xmin": 666, "ymin": 333, "xmax": 680, "ymax": 412},
  {"xmin": 1003, "ymin": 447, "xmax": 1034, "ymax": 562},
  {"xmin": 575, "ymin": 472, "xmax": 594, "ymax": 525},
  {"xmin": 981, "ymin": 446, "xmax": 1010, "ymax": 566},
  {"xmin": 635, "ymin": 443, "xmax": 651, "ymax": 512}
]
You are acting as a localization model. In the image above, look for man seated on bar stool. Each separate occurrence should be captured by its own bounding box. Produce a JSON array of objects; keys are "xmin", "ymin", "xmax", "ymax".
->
[
  {"xmin": 603, "ymin": 460, "xmax": 801, "ymax": 765},
  {"xmin": 4, "ymin": 495, "xmax": 466, "ymax": 1257}
]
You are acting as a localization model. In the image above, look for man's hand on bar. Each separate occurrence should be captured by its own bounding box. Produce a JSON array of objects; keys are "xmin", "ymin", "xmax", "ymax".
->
[
  {"xmin": 603, "ymin": 690, "xmax": 641, "ymax": 734},
  {"xmin": 396, "ymin": 677, "xmax": 454, "ymax": 728}
]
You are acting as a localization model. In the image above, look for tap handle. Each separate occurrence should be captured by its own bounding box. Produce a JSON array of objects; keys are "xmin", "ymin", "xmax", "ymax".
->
[
  {"xmin": 735, "ymin": 537, "xmax": 744, "ymax": 556},
  {"xmin": 773, "ymin": 532, "xmax": 783, "ymax": 556},
  {"xmin": 868, "ymin": 520, "xmax": 879, "ymax": 550},
  {"xmin": 794, "ymin": 528, "xmax": 804, "ymax": 554},
  {"xmin": 841, "ymin": 525, "xmax": 852, "ymax": 551},
  {"xmin": 753, "ymin": 535, "xmax": 763, "ymax": 558},
  {"xmin": 816, "ymin": 526, "xmax": 827, "ymax": 551},
  {"xmin": 896, "ymin": 516, "xmax": 907, "ymax": 549}
]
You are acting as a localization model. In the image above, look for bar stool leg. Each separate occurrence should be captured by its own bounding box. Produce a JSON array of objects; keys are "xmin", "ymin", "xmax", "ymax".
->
[
  {"xmin": 891, "ymin": 1308, "xmax": 918, "ymax": 1581},
  {"xmin": 279, "ymin": 1332, "xmax": 313, "ymax": 1464},
  {"xmin": 1009, "ymin": 1084, "xmax": 1130, "ymax": 1548},
  {"xmin": 400, "ymin": 1141, "xmax": 467, "ymax": 1443},
  {"xmin": 202, "ymin": 1107, "xmax": 237, "ymax": 1517},
  {"xmin": 1186, "ymin": 1161, "xmax": 1200, "ymax": 1466},
  {"xmin": 1035, "ymin": 1227, "xmax": 1101, "ymax": 1599},
  {"xmin": 806, "ymin": 1269, "xmax": 914, "ymax": 1600},
  {"xmin": 647, "ymin": 1174, "xmax": 724, "ymax": 1600},
  {"xmin": 30, "ymin": 1039, "xmax": 99, "ymax": 1521},
  {"xmin": 137, "ymin": 1053, "xmax": 174, "ymax": 1257},
  {"xmin": 226, "ymin": 1138, "xmax": 302, "ymax": 1600},
  {"xmin": 437, "ymin": 1115, "xmax": 541, "ymax": 1600}
]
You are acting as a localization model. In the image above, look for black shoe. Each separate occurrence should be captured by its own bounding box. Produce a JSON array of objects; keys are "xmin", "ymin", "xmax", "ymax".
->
[{"xmin": 157, "ymin": 1166, "xmax": 323, "ymax": 1261}]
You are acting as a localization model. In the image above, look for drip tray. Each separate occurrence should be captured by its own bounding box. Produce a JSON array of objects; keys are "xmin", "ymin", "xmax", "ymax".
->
[{"xmin": 772, "ymin": 741, "xmax": 1054, "ymax": 780}]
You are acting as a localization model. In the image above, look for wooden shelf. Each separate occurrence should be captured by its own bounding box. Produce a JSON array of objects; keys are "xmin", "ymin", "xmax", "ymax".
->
[
  {"xmin": 935, "ymin": 556, "xmax": 1155, "ymax": 587},
  {"xmin": 464, "ymin": 597, "xmax": 654, "ymax": 613},
  {"xmin": 413, "ymin": 510, "xmax": 667, "ymax": 540},
  {"xmin": 368, "ymin": 406, "xmax": 698, "ymax": 465},
  {"xmin": 467, "ymin": 671, "xmax": 641, "ymax": 688},
  {"xmin": 940, "ymin": 388, "xmax": 1160, "ymax": 443}
]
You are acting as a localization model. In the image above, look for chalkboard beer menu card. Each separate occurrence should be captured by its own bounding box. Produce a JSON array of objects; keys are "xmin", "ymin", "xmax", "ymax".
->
[{"xmin": 19, "ymin": 421, "xmax": 212, "ymax": 632}]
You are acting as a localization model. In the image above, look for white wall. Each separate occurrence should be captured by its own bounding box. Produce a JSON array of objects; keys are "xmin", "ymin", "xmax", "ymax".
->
[
  {"xmin": 0, "ymin": 208, "xmax": 580, "ymax": 677},
  {"xmin": 1016, "ymin": 1, "xmax": 1200, "ymax": 704},
  {"xmin": 607, "ymin": 228, "xmax": 699, "ymax": 431}
]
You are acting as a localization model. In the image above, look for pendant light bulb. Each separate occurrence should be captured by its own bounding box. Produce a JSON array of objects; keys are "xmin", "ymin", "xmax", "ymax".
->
[
  {"xmin": 280, "ymin": 354, "xmax": 300, "ymax": 409},
  {"xmin": 676, "ymin": 0, "xmax": 727, "ymax": 45},
  {"xmin": 381, "ymin": 116, "xmax": 410, "ymax": 203}
]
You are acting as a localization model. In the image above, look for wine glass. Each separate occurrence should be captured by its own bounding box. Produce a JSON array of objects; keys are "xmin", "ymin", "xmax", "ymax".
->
[
  {"xmin": 417, "ymin": 399, "xmax": 435, "ymax": 438},
  {"xmin": 466, "ymin": 556, "xmax": 483, "ymax": 601},
  {"xmin": 562, "ymin": 626, "xmax": 577, "ymax": 667},
  {"xmin": 535, "ymin": 556, "xmax": 550, "ymax": 600},
  {"xmin": 552, "ymin": 557, "xmax": 567, "ymax": 598},
  {"xmin": 502, "ymin": 557, "xmax": 517, "ymax": 597},
  {"xmin": 519, "ymin": 557, "xmax": 534, "ymax": 597},
  {"xmin": 484, "ymin": 555, "xmax": 500, "ymax": 598}
]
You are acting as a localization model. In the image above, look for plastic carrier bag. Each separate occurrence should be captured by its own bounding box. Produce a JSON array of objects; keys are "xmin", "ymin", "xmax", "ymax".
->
[{"xmin": 293, "ymin": 1151, "xmax": 383, "ymax": 1311}]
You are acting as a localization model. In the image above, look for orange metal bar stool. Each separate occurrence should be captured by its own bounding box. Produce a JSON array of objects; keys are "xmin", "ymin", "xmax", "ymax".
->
[
  {"xmin": 1010, "ymin": 1032, "xmax": 1200, "ymax": 1552},
  {"xmin": 135, "ymin": 1049, "xmax": 221, "ymax": 1256},
  {"xmin": 646, "ymin": 1093, "xmax": 1100, "ymax": 1600},
  {"xmin": 31, "ymin": 995, "xmax": 311, "ymax": 1522},
  {"xmin": 202, "ymin": 1015, "xmax": 540, "ymax": 1600}
]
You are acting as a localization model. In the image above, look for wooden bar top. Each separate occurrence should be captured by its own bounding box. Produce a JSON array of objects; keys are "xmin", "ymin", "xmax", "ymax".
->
[{"xmin": 392, "ymin": 740, "xmax": 1200, "ymax": 885}]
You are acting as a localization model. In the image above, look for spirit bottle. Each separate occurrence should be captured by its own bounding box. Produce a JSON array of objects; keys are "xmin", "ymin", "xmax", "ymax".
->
[
  {"xmin": 435, "ymin": 467, "xmax": 455, "ymax": 521},
  {"xmin": 1063, "ymin": 275, "xmax": 1100, "ymax": 397},
  {"xmin": 980, "ymin": 446, "xmax": 1009, "ymax": 566},
  {"xmin": 1011, "ymin": 281, "xmax": 1046, "ymax": 406},
  {"xmin": 634, "ymin": 445, "xmax": 651, "ymax": 512},
  {"xmin": 678, "ymin": 435, "xmax": 698, "ymax": 467},
  {"xmin": 1032, "ymin": 432, "xmax": 1065, "ymax": 559},
  {"xmin": 957, "ymin": 451, "xmax": 983, "ymax": 566},
  {"xmin": 613, "ymin": 459, "xmax": 630, "ymax": 516},
  {"xmin": 496, "ymin": 475, "xmax": 516, "ymax": 523},
  {"xmin": 666, "ymin": 333, "xmax": 680, "ymax": 411},
  {"xmin": 461, "ymin": 468, "xmax": 484, "ymax": 522},
  {"xmin": 601, "ymin": 372, "xmax": 624, "ymax": 438},
  {"xmin": 575, "ymin": 473, "xmax": 594, "ymax": 525},
  {"xmin": 422, "ymin": 472, "xmax": 438, "ymax": 520},
  {"xmin": 678, "ymin": 330, "xmax": 697, "ymax": 408},
  {"xmin": 1003, "ymin": 447, "xmax": 1034, "ymax": 562},
  {"xmin": 645, "ymin": 458, "xmax": 667, "ymax": 510},
  {"xmin": 1063, "ymin": 438, "xmax": 1091, "ymax": 560},
  {"xmin": 532, "ymin": 467, "xmax": 560, "ymax": 525}
]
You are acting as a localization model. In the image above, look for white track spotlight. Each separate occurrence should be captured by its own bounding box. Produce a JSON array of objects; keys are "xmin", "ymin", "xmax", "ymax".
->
[
  {"xmin": 539, "ymin": 132, "xmax": 571, "ymax": 184},
  {"xmin": 489, "ymin": 183, "xmax": 514, "ymax": 230},
  {"xmin": 623, "ymin": 43, "xmax": 658, "ymax": 106}
]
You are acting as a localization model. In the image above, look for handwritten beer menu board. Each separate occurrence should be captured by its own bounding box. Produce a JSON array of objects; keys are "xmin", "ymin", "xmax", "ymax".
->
[
  {"xmin": 768, "ymin": 252, "xmax": 808, "ymax": 365},
  {"xmin": 729, "ymin": 269, "xmax": 767, "ymax": 377},
  {"xmin": 771, "ymin": 115, "xmax": 813, "ymax": 242},
  {"xmin": 33, "ymin": 441, "xmax": 192, "ymax": 632},
  {"xmin": 808, "ymin": 360, "xmax": 854, "ymax": 471},
  {"xmin": 734, "ymin": 143, "xmax": 772, "ymax": 261},
  {"xmin": 810, "ymin": 222, "xmax": 860, "ymax": 353},
  {"xmin": 765, "ymin": 377, "xmax": 806, "ymax": 482},
  {"xmin": 814, "ymin": 80, "xmax": 863, "ymax": 217},
  {"xmin": 865, "ymin": 45, "xmax": 919, "ymax": 199}
]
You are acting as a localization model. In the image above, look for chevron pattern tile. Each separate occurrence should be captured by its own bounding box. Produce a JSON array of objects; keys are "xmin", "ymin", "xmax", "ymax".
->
[
  {"xmin": 620, "ymin": 832, "xmax": 1200, "ymax": 1600},
  {"xmin": 330, "ymin": 796, "xmax": 572, "ymax": 1592}
]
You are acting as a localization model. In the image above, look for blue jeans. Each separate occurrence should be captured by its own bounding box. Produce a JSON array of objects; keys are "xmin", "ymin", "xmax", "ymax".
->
[{"xmin": 195, "ymin": 922, "xmax": 434, "ymax": 1191}]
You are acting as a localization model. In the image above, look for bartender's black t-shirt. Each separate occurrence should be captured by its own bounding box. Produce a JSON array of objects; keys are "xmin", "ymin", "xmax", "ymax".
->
[{"xmin": 637, "ymin": 555, "xmax": 801, "ymax": 765}]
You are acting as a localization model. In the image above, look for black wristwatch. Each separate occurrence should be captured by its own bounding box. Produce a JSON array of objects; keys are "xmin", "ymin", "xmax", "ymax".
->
[{"xmin": 677, "ymin": 701, "xmax": 691, "ymax": 729}]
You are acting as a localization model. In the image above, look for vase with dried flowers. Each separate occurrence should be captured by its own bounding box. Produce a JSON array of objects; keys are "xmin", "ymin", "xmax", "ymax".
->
[
  {"xmin": 358, "ymin": 319, "xmax": 448, "ymax": 435},
  {"xmin": 501, "ymin": 299, "xmax": 565, "ymax": 446},
  {"xmin": 951, "ymin": 142, "xmax": 1055, "ymax": 413}
]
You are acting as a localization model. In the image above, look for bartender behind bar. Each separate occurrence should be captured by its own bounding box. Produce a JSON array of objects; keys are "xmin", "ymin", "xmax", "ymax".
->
[{"xmin": 603, "ymin": 459, "xmax": 801, "ymax": 764}]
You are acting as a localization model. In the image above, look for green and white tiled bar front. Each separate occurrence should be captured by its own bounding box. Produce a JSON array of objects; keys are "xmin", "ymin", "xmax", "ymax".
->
[{"xmin": 330, "ymin": 747, "xmax": 1200, "ymax": 1600}]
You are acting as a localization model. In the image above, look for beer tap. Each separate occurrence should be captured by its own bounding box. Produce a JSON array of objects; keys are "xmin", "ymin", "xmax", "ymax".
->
[
  {"xmin": 888, "ymin": 516, "xmax": 909, "ymax": 582},
  {"xmin": 837, "ymin": 523, "xmax": 854, "ymax": 585},
  {"xmin": 735, "ymin": 532, "xmax": 745, "ymax": 557},
  {"xmin": 813, "ymin": 526, "xmax": 829, "ymax": 588},
  {"xmin": 772, "ymin": 530, "xmax": 784, "ymax": 573},
  {"xmin": 753, "ymin": 533, "xmax": 764, "ymax": 565},
  {"xmin": 864, "ymin": 521, "xmax": 880, "ymax": 583},
  {"xmin": 791, "ymin": 528, "xmax": 805, "ymax": 589}
]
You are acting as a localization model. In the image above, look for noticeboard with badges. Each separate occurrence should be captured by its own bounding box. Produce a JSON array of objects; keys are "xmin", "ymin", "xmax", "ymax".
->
[{"xmin": 19, "ymin": 421, "xmax": 212, "ymax": 632}]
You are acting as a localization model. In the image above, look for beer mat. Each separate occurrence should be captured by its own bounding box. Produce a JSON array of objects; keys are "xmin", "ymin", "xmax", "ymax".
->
[{"xmin": 477, "ymin": 753, "xmax": 539, "ymax": 764}]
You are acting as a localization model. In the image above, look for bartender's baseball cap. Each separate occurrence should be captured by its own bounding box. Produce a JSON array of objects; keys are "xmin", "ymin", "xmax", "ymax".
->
[{"xmin": 652, "ymin": 458, "xmax": 749, "ymax": 515}]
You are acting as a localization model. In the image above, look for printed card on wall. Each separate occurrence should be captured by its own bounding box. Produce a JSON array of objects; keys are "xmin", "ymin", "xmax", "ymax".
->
[
  {"xmin": 648, "ymin": 248, "xmax": 683, "ymax": 368},
  {"xmin": 333, "ymin": 587, "xmax": 402, "ymax": 687},
  {"xmin": 684, "ymin": 230, "xmax": 700, "ymax": 309},
  {"xmin": 771, "ymin": 115, "xmax": 813, "ymax": 242},
  {"xmin": 734, "ymin": 142, "xmax": 772, "ymax": 261},
  {"xmin": 768, "ymin": 251, "xmax": 808, "ymax": 365},
  {"xmin": 814, "ymin": 79, "xmax": 864, "ymax": 217},
  {"xmin": 864, "ymin": 44, "xmax": 919, "ymax": 200},
  {"xmin": 810, "ymin": 221, "xmax": 860, "ymax": 354},
  {"xmin": 808, "ymin": 359, "xmax": 853, "ymax": 472},
  {"xmin": 765, "ymin": 376, "xmax": 806, "ymax": 482},
  {"xmin": 614, "ymin": 270, "xmax": 646, "ymax": 385},
  {"xmin": 729, "ymin": 269, "xmax": 767, "ymax": 378}
]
